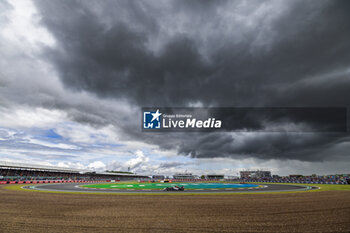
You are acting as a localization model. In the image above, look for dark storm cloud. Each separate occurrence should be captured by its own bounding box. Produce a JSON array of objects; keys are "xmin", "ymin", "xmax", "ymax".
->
[
  {"xmin": 33, "ymin": 0, "xmax": 350, "ymax": 161},
  {"xmin": 177, "ymin": 132, "xmax": 350, "ymax": 162},
  {"xmin": 33, "ymin": 0, "xmax": 350, "ymax": 106}
]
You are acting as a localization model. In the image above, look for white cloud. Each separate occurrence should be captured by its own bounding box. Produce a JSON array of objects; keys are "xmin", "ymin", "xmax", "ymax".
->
[
  {"xmin": 1, "ymin": 0, "xmax": 55, "ymax": 47},
  {"xmin": 26, "ymin": 138, "xmax": 81, "ymax": 150},
  {"xmin": 57, "ymin": 161, "xmax": 87, "ymax": 170},
  {"xmin": 125, "ymin": 150, "xmax": 149, "ymax": 169},
  {"xmin": 54, "ymin": 123, "xmax": 119, "ymax": 144},
  {"xmin": 0, "ymin": 107, "xmax": 67, "ymax": 128},
  {"xmin": 88, "ymin": 161, "xmax": 106, "ymax": 171}
]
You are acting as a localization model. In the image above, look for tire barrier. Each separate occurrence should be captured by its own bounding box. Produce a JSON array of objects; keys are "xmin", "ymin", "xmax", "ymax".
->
[
  {"xmin": 242, "ymin": 180, "xmax": 349, "ymax": 185},
  {"xmin": 0, "ymin": 180, "xmax": 109, "ymax": 185},
  {"xmin": 170, "ymin": 179, "xmax": 221, "ymax": 182}
]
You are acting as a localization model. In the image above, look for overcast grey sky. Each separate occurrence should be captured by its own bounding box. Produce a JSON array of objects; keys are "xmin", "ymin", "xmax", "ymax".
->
[{"xmin": 0, "ymin": 0, "xmax": 349, "ymax": 176}]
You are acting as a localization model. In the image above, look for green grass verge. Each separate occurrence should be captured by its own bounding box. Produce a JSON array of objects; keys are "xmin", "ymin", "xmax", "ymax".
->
[
  {"xmin": 81, "ymin": 181, "xmax": 350, "ymax": 191},
  {"xmin": 80, "ymin": 182, "xmax": 260, "ymax": 190},
  {"xmin": 2, "ymin": 182, "xmax": 349, "ymax": 196},
  {"xmin": 1, "ymin": 184, "xmax": 306, "ymax": 195},
  {"xmin": 247, "ymin": 182, "xmax": 350, "ymax": 191}
]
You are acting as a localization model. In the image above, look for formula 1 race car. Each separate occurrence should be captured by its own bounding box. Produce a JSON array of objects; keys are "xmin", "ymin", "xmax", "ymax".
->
[{"xmin": 162, "ymin": 186, "xmax": 185, "ymax": 191}]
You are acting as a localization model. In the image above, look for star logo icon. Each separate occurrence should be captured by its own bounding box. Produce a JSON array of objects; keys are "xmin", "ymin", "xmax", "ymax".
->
[{"xmin": 151, "ymin": 109, "xmax": 162, "ymax": 122}]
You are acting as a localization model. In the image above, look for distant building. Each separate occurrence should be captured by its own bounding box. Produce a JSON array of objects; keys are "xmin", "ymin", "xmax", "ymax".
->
[
  {"xmin": 240, "ymin": 171, "xmax": 252, "ymax": 178},
  {"xmin": 240, "ymin": 170, "xmax": 271, "ymax": 178},
  {"xmin": 173, "ymin": 173, "xmax": 196, "ymax": 179},
  {"xmin": 152, "ymin": 175, "xmax": 165, "ymax": 180},
  {"xmin": 206, "ymin": 174, "xmax": 224, "ymax": 179}
]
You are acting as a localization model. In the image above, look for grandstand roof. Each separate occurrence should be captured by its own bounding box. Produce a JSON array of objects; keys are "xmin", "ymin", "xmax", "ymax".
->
[
  {"xmin": 0, "ymin": 161, "xmax": 85, "ymax": 173},
  {"xmin": 0, "ymin": 161, "xmax": 148, "ymax": 177}
]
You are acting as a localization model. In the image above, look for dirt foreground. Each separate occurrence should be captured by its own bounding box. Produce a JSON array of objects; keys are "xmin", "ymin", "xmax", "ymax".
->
[{"xmin": 0, "ymin": 186, "xmax": 349, "ymax": 233}]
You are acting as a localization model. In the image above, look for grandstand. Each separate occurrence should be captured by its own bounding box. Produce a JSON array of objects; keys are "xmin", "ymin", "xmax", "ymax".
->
[
  {"xmin": 206, "ymin": 174, "xmax": 224, "ymax": 179},
  {"xmin": 173, "ymin": 173, "xmax": 197, "ymax": 179},
  {"xmin": 240, "ymin": 170, "xmax": 271, "ymax": 178},
  {"xmin": 152, "ymin": 175, "xmax": 165, "ymax": 180},
  {"xmin": 238, "ymin": 174, "xmax": 350, "ymax": 185},
  {"xmin": 0, "ymin": 161, "xmax": 149, "ymax": 183}
]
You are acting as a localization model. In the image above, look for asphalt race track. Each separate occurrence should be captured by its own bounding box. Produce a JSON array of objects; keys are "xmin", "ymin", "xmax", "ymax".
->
[{"xmin": 22, "ymin": 183, "xmax": 318, "ymax": 194}]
